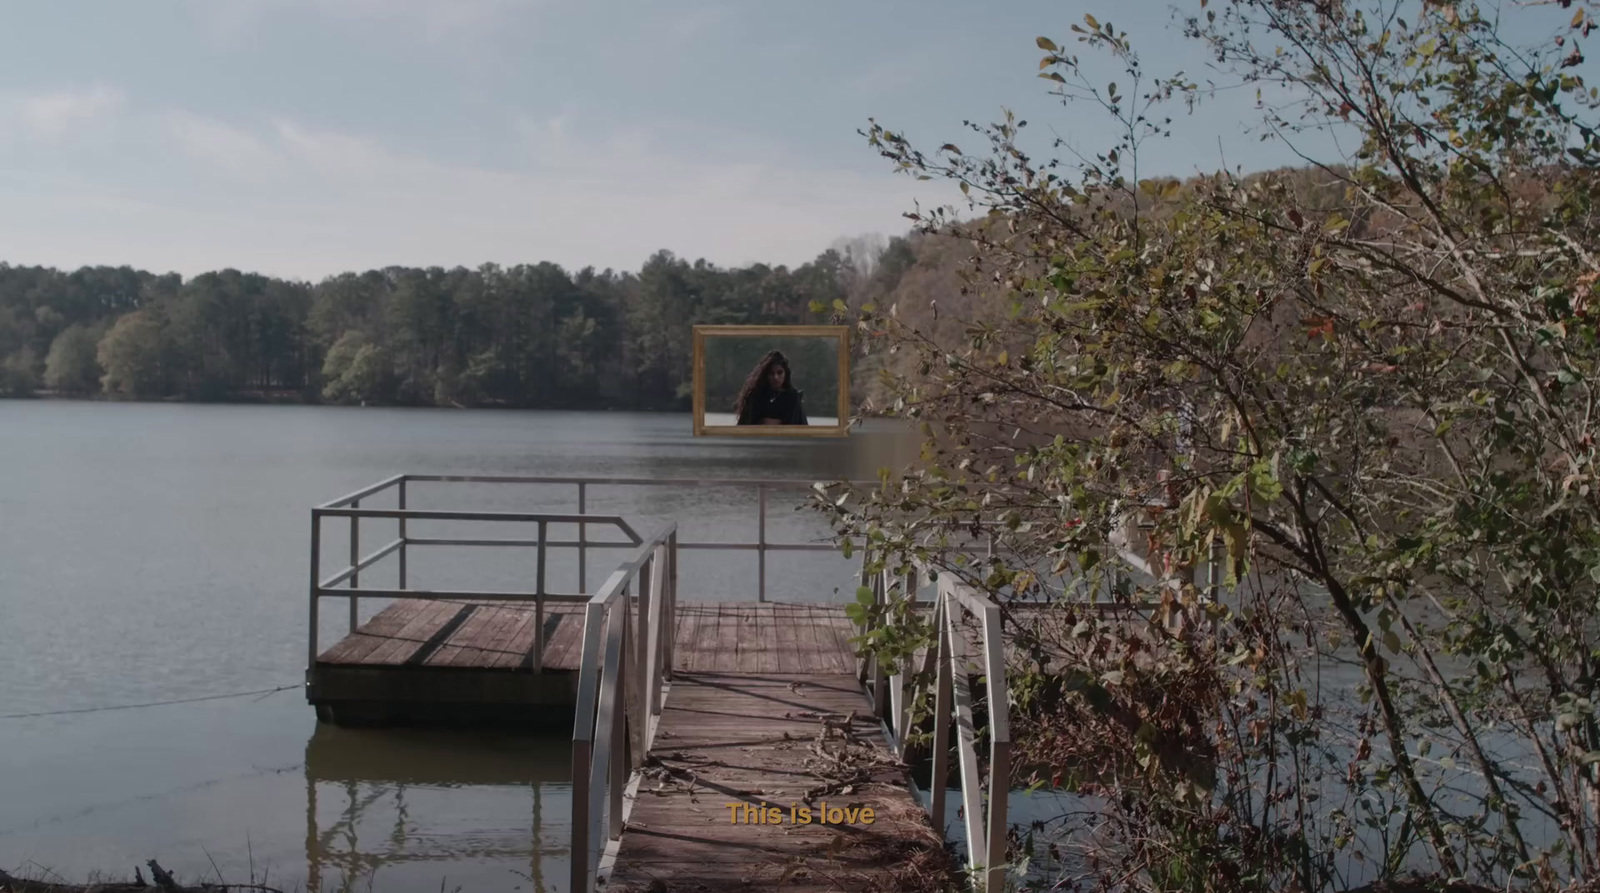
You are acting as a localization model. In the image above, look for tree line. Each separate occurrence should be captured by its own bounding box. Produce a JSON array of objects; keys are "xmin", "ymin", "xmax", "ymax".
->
[
  {"xmin": 0, "ymin": 242, "xmax": 915, "ymax": 410},
  {"xmin": 819, "ymin": 0, "xmax": 1600, "ymax": 890}
]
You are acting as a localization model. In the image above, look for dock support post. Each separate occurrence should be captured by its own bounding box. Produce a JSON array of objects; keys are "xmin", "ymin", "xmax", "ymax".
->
[
  {"xmin": 397, "ymin": 479, "xmax": 407, "ymax": 590},
  {"xmin": 348, "ymin": 499, "xmax": 359, "ymax": 633},
  {"xmin": 571, "ymin": 734, "xmax": 591, "ymax": 893},
  {"xmin": 536, "ymin": 520, "xmax": 547, "ymax": 672},
  {"xmin": 757, "ymin": 484, "xmax": 767, "ymax": 602},
  {"xmin": 308, "ymin": 511, "xmax": 322, "ymax": 671},
  {"xmin": 666, "ymin": 531, "xmax": 677, "ymax": 680},
  {"xmin": 610, "ymin": 604, "xmax": 630, "ymax": 840},
  {"xmin": 578, "ymin": 481, "xmax": 588, "ymax": 594},
  {"xmin": 636, "ymin": 560, "xmax": 652, "ymax": 731}
]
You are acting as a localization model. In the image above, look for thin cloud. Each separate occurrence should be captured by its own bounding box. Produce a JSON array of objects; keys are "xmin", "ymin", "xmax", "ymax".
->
[
  {"xmin": 114, "ymin": 110, "xmax": 941, "ymax": 278},
  {"xmin": 18, "ymin": 84, "xmax": 125, "ymax": 140},
  {"xmin": 165, "ymin": 111, "xmax": 285, "ymax": 179},
  {"xmin": 185, "ymin": 0, "xmax": 531, "ymax": 44}
]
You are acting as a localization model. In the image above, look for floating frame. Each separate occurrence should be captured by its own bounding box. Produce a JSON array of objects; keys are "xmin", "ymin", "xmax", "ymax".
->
[{"xmin": 691, "ymin": 324, "xmax": 851, "ymax": 438}]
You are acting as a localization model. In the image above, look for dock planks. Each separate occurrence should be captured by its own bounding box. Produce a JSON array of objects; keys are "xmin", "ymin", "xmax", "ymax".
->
[
  {"xmin": 311, "ymin": 599, "xmax": 956, "ymax": 885},
  {"xmin": 315, "ymin": 602, "xmax": 866, "ymax": 675},
  {"xmin": 605, "ymin": 673, "xmax": 948, "ymax": 893},
  {"xmin": 317, "ymin": 600, "xmax": 590, "ymax": 670}
]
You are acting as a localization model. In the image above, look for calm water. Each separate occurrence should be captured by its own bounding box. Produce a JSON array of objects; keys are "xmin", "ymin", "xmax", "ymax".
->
[{"xmin": 0, "ymin": 401, "xmax": 916, "ymax": 891}]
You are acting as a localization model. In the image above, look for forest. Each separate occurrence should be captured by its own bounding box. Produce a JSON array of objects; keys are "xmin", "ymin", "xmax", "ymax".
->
[{"xmin": 0, "ymin": 236, "xmax": 926, "ymax": 411}]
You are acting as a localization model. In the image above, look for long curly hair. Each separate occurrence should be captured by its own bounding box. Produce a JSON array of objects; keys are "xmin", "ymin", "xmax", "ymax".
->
[{"xmin": 733, "ymin": 350, "xmax": 794, "ymax": 419}]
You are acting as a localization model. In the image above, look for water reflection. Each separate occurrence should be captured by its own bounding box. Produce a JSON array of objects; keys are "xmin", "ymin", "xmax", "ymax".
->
[{"xmin": 303, "ymin": 725, "xmax": 572, "ymax": 893}]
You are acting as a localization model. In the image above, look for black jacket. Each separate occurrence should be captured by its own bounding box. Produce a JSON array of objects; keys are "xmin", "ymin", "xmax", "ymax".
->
[{"xmin": 737, "ymin": 388, "xmax": 808, "ymax": 425}]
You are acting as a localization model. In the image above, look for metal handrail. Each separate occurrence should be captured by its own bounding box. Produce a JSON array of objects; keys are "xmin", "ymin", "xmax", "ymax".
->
[
  {"xmin": 846, "ymin": 558, "xmax": 1010, "ymax": 891},
  {"xmin": 849, "ymin": 511, "xmax": 1219, "ymax": 892},
  {"xmin": 307, "ymin": 505, "xmax": 641, "ymax": 671},
  {"xmin": 930, "ymin": 574, "xmax": 1011, "ymax": 893},
  {"xmin": 570, "ymin": 525, "xmax": 677, "ymax": 893},
  {"xmin": 306, "ymin": 474, "xmax": 881, "ymax": 673}
]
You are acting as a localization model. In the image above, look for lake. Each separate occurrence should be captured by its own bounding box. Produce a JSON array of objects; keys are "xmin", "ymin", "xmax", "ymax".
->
[{"xmin": 0, "ymin": 401, "xmax": 918, "ymax": 892}]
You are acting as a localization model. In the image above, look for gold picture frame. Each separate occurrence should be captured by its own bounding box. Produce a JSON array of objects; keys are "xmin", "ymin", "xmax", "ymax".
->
[{"xmin": 692, "ymin": 324, "xmax": 851, "ymax": 438}]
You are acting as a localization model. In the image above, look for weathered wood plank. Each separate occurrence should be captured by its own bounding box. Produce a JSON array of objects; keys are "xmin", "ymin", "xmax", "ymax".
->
[
  {"xmin": 790, "ymin": 604, "xmax": 822, "ymax": 675},
  {"xmin": 361, "ymin": 600, "xmax": 464, "ymax": 665},
  {"xmin": 736, "ymin": 603, "xmax": 760, "ymax": 673},
  {"xmin": 489, "ymin": 604, "xmax": 543, "ymax": 666},
  {"xmin": 422, "ymin": 604, "xmax": 498, "ymax": 667},
  {"xmin": 606, "ymin": 670, "xmax": 950, "ymax": 893},
  {"xmin": 825, "ymin": 610, "xmax": 859, "ymax": 675},
  {"xmin": 759, "ymin": 603, "xmax": 778, "ymax": 674},
  {"xmin": 317, "ymin": 598, "xmax": 425, "ymax": 663},
  {"xmin": 699, "ymin": 605, "xmax": 725, "ymax": 674},
  {"xmin": 534, "ymin": 604, "xmax": 586, "ymax": 671},
  {"xmin": 715, "ymin": 603, "xmax": 739, "ymax": 673},
  {"xmin": 774, "ymin": 604, "xmax": 800, "ymax": 674},
  {"xmin": 488, "ymin": 607, "xmax": 540, "ymax": 670}
]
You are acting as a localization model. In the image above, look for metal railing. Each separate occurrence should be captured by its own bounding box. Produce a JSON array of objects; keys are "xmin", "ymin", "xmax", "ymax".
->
[
  {"xmin": 569, "ymin": 525, "xmax": 677, "ymax": 893},
  {"xmin": 846, "ymin": 507, "xmax": 1224, "ymax": 892},
  {"xmin": 855, "ymin": 562, "xmax": 1010, "ymax": 892},
  {"xmin": 308, "ymin": 475, "xmax": 642, "ymax": 671},
  {"xmin": 307, "ymin": 474, "xmax": 871, "ymax": 671},
  {"xmin": 399, "ymin": 475, "xmax": 857, "ymax": 600},
  {"xmin": 931, "ymin": 573, "xmax": 1011, "ymax": 893}
]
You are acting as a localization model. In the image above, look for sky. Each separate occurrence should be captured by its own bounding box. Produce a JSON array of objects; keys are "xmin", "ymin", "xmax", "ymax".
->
[{"xmin": 0, "ymin": 1, "xmax": 1578, "ymax": 281}]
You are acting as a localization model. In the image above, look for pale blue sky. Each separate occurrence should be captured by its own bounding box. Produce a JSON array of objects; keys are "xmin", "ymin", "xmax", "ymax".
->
[{"xmin": 0, "ymin": 1, "xmax": 1574, "ymax": 280}]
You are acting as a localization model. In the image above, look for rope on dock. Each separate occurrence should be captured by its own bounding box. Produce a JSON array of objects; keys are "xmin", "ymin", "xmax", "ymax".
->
[{"xmin": 0, "ymin": 684, "xmax": 299, "ymax": 720}]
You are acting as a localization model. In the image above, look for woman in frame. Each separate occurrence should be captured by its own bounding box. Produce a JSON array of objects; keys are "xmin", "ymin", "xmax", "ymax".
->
[{"xmin": 733, "ymin": 350, "xmax": 808, "ymax": 426}]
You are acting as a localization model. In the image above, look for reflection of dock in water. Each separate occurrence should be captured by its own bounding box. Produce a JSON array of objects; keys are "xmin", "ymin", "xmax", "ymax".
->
[
  {"xmin": 303, "ymin": 725, "xmax": 572, "ymax": 893},
  {"xmin": 303, "ymin": 476, "xmax": 1058, "ymax": 892}
]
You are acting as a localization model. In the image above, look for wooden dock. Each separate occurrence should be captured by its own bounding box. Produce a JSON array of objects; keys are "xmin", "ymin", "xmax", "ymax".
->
[
  {"xmin": 308, "ymin": 602, "xmax": 870, "ymax": 724},
  {"xmin": 604, "ymin": 674, "xmax": 947, "ymax": 892},
  {"xmin": 305, "ymin": 477, "xmax": 1023, "ymax": 891},
  {"xmin": 310, "ymin": 600, "xmax": 949, "ymax": 889}
]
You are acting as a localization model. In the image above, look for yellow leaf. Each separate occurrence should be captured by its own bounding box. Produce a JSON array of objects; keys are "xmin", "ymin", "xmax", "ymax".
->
[
  {"xmin": 1037, "ymin": 36, "xmax": 1059, "ymax": 52},
  {"xmin": 1575, "ymin": 8, "xmax": 1586, "ymax": 29},
  {"xmin": 1084, "ymin": 13, "xmax": 1099, "ymax": 29}
]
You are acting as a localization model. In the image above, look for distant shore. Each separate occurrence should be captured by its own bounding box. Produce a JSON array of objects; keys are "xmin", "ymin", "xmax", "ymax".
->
[
  {"xmin": 0, "ymin": 389, "xmax": 688, "ymax": 411},
  {"xmin": 3, "ymin": 392, "xmax": 879, "ymax": 422}
]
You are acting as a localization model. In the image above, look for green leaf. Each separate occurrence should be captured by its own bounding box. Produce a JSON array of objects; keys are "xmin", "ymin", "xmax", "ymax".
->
[
  {"xmin": 1383, "ymin": 630, "xmax": 1402, "ymax": 654},
  {"xmin": 855, "ymin": 586, "xmax": 874, "ymax": 606}
]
